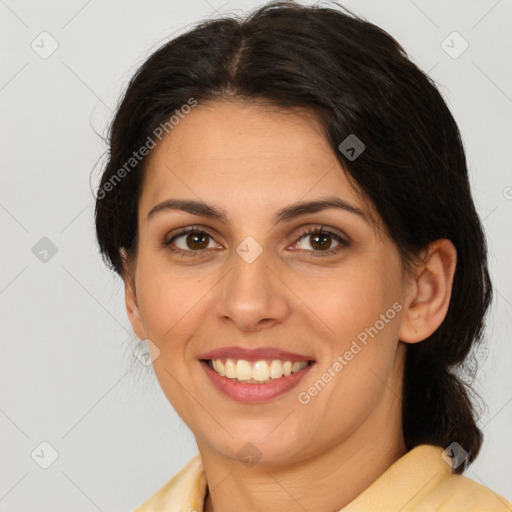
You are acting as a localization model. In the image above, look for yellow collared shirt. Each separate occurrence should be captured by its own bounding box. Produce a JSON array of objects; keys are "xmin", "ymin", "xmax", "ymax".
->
[{"xmin": 133, "ymin": 444, "xmax": 512, "ymax": 511}]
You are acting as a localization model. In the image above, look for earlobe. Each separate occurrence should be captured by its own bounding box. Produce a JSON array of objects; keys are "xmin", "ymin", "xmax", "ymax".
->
[
  {"xmin": 121, "ymin": 249, "xmax": 146, "ymax": 340},
  {"xmin": 398, "ymin": 239, "xmax": 457, "ymax": 344},
  {"xmin": 124, "ymin": 278, "xmax": 138, "ymax": 318}
]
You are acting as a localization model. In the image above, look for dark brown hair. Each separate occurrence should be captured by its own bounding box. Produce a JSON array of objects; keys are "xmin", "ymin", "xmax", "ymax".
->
[{"xmin": 94, "ymin": 1, "xmax": 491, "ymax": 473}]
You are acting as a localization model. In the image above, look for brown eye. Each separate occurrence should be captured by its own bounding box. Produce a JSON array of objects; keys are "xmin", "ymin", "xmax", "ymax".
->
[
  {"xmin": 296, "ymin": 230, "xmax": 341, "ymax": 252},
  {"xmin": 292, "ymin": 227, "xmax": 349, "ymax": 256},
  {"xmin": 166, "ymin": 228, "xmax": 218, "ymax": 253},
  {"xmin": 309, "ymin": 232, "xmax": 333, "ymax": 251},
  {"xmin": 185, "ymin": 231, "xmax": 210, "ymax": 250}
]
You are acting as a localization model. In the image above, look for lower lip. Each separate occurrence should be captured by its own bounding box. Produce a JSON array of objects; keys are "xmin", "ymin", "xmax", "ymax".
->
[{"xmin": 200, "ymin": 360, "xmax": 315, "ymax": 404}]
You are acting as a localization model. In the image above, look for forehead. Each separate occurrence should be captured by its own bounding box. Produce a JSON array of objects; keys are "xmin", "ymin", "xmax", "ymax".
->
[
  {"xmin": 148, "ymin": 99, "xmax": 330, "ymax": 168},
  {"xmin": 140, "ymin": 99, "xmax": 377, "ymax": 227}
]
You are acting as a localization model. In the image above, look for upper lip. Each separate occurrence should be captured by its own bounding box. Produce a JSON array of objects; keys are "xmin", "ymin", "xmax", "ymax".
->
[{"xmin": 199, "ymin": 346, "xmax": 315, "ymax": 362}]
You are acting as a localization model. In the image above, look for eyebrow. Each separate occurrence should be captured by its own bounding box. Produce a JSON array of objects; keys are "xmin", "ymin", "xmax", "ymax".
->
[{"xmin": 147, "ymin": 197, "xmax": 368, "ymax": 224}]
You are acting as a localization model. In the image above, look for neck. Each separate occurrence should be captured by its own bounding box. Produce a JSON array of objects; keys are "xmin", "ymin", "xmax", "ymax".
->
[{"xmin": 204, "ymin": 438, "xmax": 406, "ymax": 512}]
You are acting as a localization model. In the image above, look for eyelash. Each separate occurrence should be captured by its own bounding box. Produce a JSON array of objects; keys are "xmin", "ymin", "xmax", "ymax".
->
[{"xmin": 163, "ymin": 225, "xmax": 350, "ymax": 259}]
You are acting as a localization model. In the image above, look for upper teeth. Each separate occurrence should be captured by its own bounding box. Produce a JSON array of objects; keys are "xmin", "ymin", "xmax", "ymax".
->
[{"xmin": 210, "ymin": 359, "xmax": 309, "ymax": 383}]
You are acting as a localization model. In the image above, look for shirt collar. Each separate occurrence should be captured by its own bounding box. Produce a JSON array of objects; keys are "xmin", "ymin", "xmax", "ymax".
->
[{"xmin": 137, "ymin": 444, "xmax": 452, "ymax": 511}]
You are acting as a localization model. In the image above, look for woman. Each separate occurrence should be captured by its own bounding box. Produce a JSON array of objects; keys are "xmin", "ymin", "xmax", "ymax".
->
[{"xmin": 94, "ymin": 2, "xmax": 512, "ymax": 510}]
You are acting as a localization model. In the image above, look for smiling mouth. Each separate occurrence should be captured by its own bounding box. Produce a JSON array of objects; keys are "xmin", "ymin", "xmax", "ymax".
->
[{"xmin": 202, "ymin": 358, "xmax": 315, "ymax": 384}]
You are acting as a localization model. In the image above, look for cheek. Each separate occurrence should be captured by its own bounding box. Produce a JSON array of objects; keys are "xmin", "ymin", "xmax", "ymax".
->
[
  {"xmin": 296, "ymin": 256, "xmax": 403, "ymax": 389},
  {"xmin": 135, "ymin": 262, "xmax": 213, "ymax": 423},
  {"xmin": 135, "ymin": 256, "xmax": 211, "ymax": 348},
  {"xmin": 319, "ymin": 267, "xmax": 402, "ymax": 405},
  {"xmin": 293, "ymin": 263, "xmax": 395, "ymax": 343}
]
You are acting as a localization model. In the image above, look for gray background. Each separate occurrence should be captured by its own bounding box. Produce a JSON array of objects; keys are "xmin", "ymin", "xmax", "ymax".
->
[{"xmin": 1, "ymin": 0, "xmax": 511, "ymax": 510}]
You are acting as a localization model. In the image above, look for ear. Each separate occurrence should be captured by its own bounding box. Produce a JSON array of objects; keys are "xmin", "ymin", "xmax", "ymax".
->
[
  {"xmin": 121, "ymin": 248, "xmax": 146, "ymax": 340},
  {"xmin": 398, "ymin": 239, "xmax": 457, "ymax": 344}
]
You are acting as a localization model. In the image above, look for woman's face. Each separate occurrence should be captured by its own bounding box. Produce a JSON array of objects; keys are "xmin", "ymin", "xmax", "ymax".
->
[{"xmin": 127, "ymin": 99, "xmax": 413, "ymax": 466}]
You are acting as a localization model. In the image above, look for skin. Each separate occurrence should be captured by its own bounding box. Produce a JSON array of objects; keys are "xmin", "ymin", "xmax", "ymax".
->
[{"xmin": 123, "ymin": 99, "xmax": 457, "ymax": 512}]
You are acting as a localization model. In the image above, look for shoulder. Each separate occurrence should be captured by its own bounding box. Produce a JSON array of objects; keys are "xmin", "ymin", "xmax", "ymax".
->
[
  {"xmin": 343, "ymin": 444, "xmax": 512, "ymax": 512},
  {"xmin": 422, "ymin": 471, "xmax": 512, "ymax": 511},
  {"xmin": 132, "ymin": 453, "xmax": 206, "ymax": 512}
]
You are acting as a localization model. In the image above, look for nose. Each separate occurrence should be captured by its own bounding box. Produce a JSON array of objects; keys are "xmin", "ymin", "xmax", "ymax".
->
[{"xmin": 215, "ymin": 248, "xmax": 291, "ymax": 332}]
